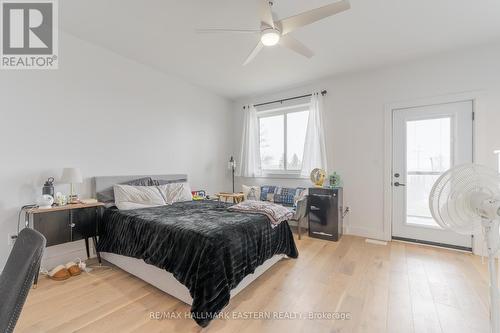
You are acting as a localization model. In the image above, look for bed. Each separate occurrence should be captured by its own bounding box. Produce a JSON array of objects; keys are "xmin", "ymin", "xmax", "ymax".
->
[{"xmin": 92, "ymin": 175, "xmax": 298, "ymax": 327}]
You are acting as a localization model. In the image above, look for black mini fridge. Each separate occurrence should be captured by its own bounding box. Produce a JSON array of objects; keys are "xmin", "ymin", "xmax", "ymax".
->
[{"xmin": 307, "ymin": 187, "xmax": 343, "ymax": 241}]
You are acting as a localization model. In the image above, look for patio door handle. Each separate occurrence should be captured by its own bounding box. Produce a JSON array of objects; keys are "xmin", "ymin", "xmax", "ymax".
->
[{"xmin": 394, "ymin": 182, "xmax": 406, "ymax": 187}]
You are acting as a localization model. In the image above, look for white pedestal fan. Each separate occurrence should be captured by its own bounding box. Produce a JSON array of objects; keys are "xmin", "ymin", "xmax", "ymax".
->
[{"xmin": 429, "ymin": 164, "xmax": 500, "ymax": 332}]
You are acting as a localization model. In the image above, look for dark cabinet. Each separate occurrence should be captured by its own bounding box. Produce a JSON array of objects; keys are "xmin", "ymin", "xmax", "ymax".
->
[
  {"xmin": 32, "ymin": 207, "xmax": 99, "ymax": 247},
  {"xmin": 72, "ymin": 208, "xmax": 99, "ymax": 242},
  {"xmin": 307, "ymin": 187, "xmax": 343, "ymax": 241},
  {"xmin": 33, "ymin": 210, "xmax": 71, "ymax": 247}
]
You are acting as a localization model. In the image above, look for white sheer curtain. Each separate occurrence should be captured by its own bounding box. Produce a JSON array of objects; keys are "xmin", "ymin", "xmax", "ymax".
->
[
  {"xmin": 237, "ymin": 105, "xmax": 262, "ymax": 177},
  {"xmin": 301, "ymin": 92, "xmax": 328, "ymax": 176}
]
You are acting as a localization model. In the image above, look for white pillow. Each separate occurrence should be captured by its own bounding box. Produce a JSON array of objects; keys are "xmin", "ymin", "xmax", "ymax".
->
[
  {"xmin": 113, "ymin": 184, "xmax": 166, "ymax": 210},
  {"xmin": 242, "ymin": 185, "xmax": 260, "ymax": 201},
  {"xmin": 158, "ymin": 182, "xmax": 193, "ymax": 204}
]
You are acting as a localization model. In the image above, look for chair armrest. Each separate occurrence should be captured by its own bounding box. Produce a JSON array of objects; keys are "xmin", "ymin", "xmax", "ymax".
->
[{"xmin": 292, "ymin": 197, "xmax": 308, "ymax": 220}]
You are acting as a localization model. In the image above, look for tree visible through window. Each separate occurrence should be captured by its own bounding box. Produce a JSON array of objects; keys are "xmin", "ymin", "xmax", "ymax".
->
[{"xmin": 259, "ymin": 107, "xmax": 309, "ymax": 173}]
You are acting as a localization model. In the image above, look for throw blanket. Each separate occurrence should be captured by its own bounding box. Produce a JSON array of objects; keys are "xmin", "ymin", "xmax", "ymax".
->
[
  {"xmin": 228, "ymin": 200, "xmax": 294, "ymax": 227},
  {"xmin": 97, "ymin": 200, "xmax": 298, "ymax": 327}
]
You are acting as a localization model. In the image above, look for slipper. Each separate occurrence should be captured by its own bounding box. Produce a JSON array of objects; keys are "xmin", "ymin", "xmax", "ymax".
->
[
  {"xmin": 48, "ymin": 265, "xmax": 71, "ymax": 281},
  {"xmin": 65, "ymin": 261, "xmax": 81, "ymax": 276}
]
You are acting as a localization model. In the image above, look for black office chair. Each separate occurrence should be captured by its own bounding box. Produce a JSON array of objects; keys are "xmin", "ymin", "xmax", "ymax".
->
[{"xmin": 0, "ymin": 228, "xmax": 46, "ymax": 333}]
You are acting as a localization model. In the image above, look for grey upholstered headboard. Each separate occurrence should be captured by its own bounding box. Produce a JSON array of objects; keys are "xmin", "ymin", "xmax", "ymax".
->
[{"xmin": 92, "ymin": 174, "xmax": 187, "ymax": 203}]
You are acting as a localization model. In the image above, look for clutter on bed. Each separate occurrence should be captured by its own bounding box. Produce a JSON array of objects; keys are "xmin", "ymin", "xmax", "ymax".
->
[
  {"xmin": 227, "ymin": 200, "xmax": 294, "ymax": 226},
  {"xmin": 191, "ymin": 190, "xmax": 207, "ymax": 200}
]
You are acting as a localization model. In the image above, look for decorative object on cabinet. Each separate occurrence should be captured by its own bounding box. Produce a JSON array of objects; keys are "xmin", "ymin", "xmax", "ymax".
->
[
  {"xmin": 36, "ymin": 194, "xmax": 54, "ymax": 209},
  {"xmin": 310, "ymin": 168, "xmax": 327, "ymax": 187},
  {"xmin": 329, "ymin": 172, "xmax": 343, "ymax": 188},
  {"xmin": 42, "ymin": 177, "xmax": 55, "ymax": 197},
  {"xmin": 60, "ymin": 167, "xmax": 83, "ymax": 204},
  {"xmin": 54, "ymin": 192, "xmax": 67, "ymax": 206}
]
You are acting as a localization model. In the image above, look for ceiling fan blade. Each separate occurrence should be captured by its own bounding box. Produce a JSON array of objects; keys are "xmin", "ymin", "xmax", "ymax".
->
[
  {"xmin": 196, "ymin": 28, "xmax": 260, "ymax": 34},
  {"xmin": 243, "ymin": 41, "xmax": 264, "ymax": 66},
  {"xmin": 277, "ymin": 0, "xmax": 350, "ymax": 35},
  {"xmin": 280, "ymin": 35, "xmax": 314, "ymax": 58},
  {"xmin": 259, "ymin": 0, "xmax": 275, "ymax": 28}
]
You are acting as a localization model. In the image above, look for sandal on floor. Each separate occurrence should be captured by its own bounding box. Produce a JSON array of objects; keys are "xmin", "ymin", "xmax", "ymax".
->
[
  {"xmin": 48, "ymin": 265, "xmax": 71, "ymax": 281},
  {"xmin": 65, "ymin": 261, "xmax": 81, "ymax": 276}
]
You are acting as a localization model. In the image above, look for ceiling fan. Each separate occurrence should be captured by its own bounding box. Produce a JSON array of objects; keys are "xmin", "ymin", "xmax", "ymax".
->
[{"xmin": 196, "ymin": 0, "xmax": 351, "ymax": 65}]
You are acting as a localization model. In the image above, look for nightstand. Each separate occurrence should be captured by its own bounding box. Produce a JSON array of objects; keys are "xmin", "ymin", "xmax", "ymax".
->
[{"xmin": 25, "ymin": 202, "xmax": 104, "ymax": 286}]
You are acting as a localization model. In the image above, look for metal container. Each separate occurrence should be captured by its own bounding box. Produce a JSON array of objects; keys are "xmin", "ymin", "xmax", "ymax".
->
[{"xmin": 42, "ymin": 177, "xmax": 55, "ymax": 198}]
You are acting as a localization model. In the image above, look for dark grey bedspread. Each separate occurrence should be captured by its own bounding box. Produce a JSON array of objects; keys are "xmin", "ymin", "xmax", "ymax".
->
[{"xmin": 97, "ymin": 200, "xmax": 298, "ymax": 327}]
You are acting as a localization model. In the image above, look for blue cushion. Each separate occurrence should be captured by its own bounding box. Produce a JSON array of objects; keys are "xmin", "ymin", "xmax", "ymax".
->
[
  {"xmin": 260, "ymin": 186, "xmax": 276, "ymax": 201},
  {"xmin": 260, "ymin": 186, "xmax": 305, "ymax": 207}
]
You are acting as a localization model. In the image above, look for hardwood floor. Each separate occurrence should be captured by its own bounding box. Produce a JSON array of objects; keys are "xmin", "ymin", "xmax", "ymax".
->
[{"xmin": 16, "ymin": 235, "xmax": 492, "ymax": 333}]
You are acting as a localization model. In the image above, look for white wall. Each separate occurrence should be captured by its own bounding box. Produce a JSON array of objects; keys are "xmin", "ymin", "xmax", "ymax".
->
[
  {"xmin": 233, "ymin": 43, "xmax": 500, "ymax": 243},
  {"xmin": 0, "ymin": 32, "xmax": 233, "ymax": 271}
]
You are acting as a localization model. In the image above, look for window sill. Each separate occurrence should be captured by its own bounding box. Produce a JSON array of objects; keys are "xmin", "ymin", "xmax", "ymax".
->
[{"xmin": 259, "ymin": 172, "xmax": 309, "ymax": 180}]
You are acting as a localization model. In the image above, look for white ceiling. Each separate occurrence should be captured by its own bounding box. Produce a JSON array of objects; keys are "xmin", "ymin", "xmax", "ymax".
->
[{"xmin": 60, "ymin": 0, "xmax": 500, "ymax": 99}]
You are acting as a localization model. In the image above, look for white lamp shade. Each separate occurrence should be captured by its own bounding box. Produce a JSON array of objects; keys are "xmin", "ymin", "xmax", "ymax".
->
[{"xmin": 60, "ymin": 168, "xmax": 83, "ymax": 184}]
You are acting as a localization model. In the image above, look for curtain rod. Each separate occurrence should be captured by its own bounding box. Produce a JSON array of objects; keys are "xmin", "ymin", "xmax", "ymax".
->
[{"xmin": 243, "ymin": 90, "xmax": 327, "ymax": 109}]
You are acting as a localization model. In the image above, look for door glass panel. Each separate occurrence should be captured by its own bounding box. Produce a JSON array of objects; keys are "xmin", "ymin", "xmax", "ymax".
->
[
  {"xmin": 407, "ymin": 117, "xmax": 451, "ymax": 172},
  {"xmin": 406, "ymin": 174, "xmax": 440, "ymax": 227},
  {"xmin": 406, "ymin": 117, "xmax": 451, "ymax": 227}
]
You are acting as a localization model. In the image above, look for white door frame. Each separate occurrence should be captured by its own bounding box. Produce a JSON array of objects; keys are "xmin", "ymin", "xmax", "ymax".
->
[{"xmin": 383, "ymin": 91, "xmax": 482, "ymax": 251}]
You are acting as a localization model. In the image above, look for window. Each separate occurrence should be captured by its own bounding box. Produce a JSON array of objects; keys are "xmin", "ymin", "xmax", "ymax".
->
[{"xmin": 258, "ymin": 105, "xmax": 309, "ymax": 174}]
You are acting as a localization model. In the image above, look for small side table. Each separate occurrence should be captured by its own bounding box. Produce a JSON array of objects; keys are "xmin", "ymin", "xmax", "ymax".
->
[
  {"xmin": 215, "ymin": 192, "xmax": 245, "ymax": 204},
  {"xmin": 25, "ymin": 202, "xmax": 104, "ymax": 287}
]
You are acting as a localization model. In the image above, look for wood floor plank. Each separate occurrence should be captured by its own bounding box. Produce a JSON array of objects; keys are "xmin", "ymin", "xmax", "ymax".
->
[
  {"xmin": 387, "ymin": 242, "xmax": 414, "ymax": 333},
  {"xmin": 16, "ymin": 235, "xmax": 493, "ymax": 333}
]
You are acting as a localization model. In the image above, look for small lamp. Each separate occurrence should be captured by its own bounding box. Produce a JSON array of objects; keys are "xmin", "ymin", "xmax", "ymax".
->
[
  {"xmin": 228, "ymin": 156, "xmax": 236, "ymax": 193},
  {"xmin": 60, "ymin": 168, "xmax": 83, "ymax": 204}
]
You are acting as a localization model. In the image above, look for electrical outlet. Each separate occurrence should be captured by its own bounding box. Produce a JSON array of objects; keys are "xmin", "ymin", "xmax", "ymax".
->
[{"xmin": 8, "ymin": 234, "xmax": 17, "ymax": 246}]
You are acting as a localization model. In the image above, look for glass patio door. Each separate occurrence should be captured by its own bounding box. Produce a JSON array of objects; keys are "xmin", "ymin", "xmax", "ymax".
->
[{"xmin": 391, "ymin": 100, "xmax": 473, "ymax": 249}]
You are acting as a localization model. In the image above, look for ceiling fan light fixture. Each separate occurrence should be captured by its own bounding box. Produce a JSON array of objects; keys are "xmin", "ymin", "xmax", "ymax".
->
[{"xmin": 261, "ymin": 29, "xmax": 280, "ymax": 46}]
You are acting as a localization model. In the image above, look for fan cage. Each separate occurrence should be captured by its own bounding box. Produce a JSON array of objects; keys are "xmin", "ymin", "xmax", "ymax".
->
[{"xmin": 429, "ymin": 164, "xmax": 500, "ymax": 235}]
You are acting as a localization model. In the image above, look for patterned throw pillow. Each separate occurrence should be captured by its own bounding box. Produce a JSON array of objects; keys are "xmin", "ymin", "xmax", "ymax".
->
[
  {"xmin": 274, "ymin": 187, "xmax": 306, "ymax": 206},
  {"xmin": 242, "ymin": 185, "xmax": 260, "ymax": 201},
  {"xmin": 260, "ymin": 186, "xmax": 277, "ymax": 201}
]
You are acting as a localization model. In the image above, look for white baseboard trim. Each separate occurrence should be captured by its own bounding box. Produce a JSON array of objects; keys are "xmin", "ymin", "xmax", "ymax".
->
[
  {"xmin": 345, "ymin": 225, "xmax": 384, "ymax": 241},
  {"xmin": 365, "ymin": 239, "xmax": 388, "ymax": 246}
]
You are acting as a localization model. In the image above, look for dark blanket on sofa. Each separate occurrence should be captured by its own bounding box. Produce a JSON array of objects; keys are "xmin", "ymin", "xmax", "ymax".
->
[{"xmin": 97, "ymin": 200, "xmax": 298, "ymax": 327}]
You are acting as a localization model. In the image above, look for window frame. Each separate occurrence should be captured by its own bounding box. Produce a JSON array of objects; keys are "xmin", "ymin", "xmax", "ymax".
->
[{"xmin": 257, "ymin": 103, "xmax": 310, "ymax": 178}]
